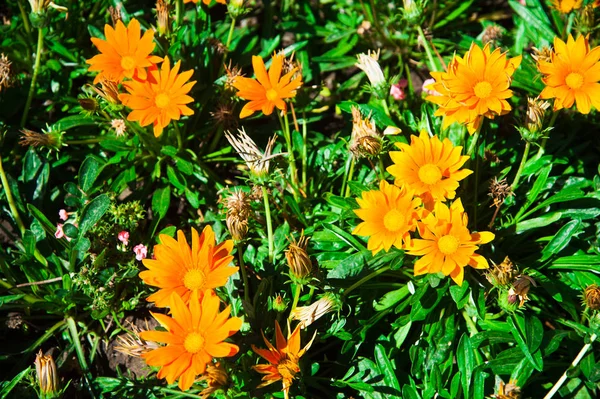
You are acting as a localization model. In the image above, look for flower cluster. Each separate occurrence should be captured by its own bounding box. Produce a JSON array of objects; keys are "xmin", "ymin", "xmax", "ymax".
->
[
  {"xmin": 86, "ymin": 18, "xmax": 196, "ymax": 137},
  {"xmin": 353, "ymin": 131, "xmax": 494, "ymax": 285}
]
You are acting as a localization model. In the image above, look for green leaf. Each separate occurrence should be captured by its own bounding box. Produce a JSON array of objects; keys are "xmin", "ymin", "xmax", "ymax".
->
[
  {"xmin": 78, "ymin": 194, "xmax": 111, "ymax": 237},
  {"xmin": 540, "ymin": 219, "xmax": 582, "ymax": 262},
  {"xmin": 78, "ymin": 156, "xmax": 105, "ymax": 193},
  {"xmin": 508, "ymin": 315, "xmax": 543, "ymax": 371},
  {"xmin": 27, "ymin": 204, "xmax": 57, "ymax": 237},
  {"xmin": 152, "ymin": 186, "xmax": 171, "ymax": 220},
  {"xmin": 508, "ymin": 0, "xmax": 556, "ymax": 43},
  {"xmin": 457, "ymin": 333, "xmax": 475, "ymax": 399},
  {"xmin": 375, "ymin": 287, "xmax": 410, "ymax": 311},
  {"xmin": 54, "ymin": 115, "xmax": 99, "ymax": 130},
  {"xmin": 516, "ymin": 212, "xmax": 562, "ymax": 233},
  {"xmin": 374, "ymin": 344, "xmax": 401, "ymax": 396},
  {"xmin": 0, "ymin": 367, "xmax": 30, "ymax": 399}
]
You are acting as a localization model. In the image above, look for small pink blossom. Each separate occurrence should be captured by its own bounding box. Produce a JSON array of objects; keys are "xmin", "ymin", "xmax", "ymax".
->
[
  {"xmin": 133, "ymin": 244, "xmax": 147, "ymax": 261},
  {"xmin": 390, "ymin": 79, "xmax": 408, "ymax": 101},
  {"xmin": 118, "ymin": 231, "xmax": 130, "ymax": 247},
  {"xmin": 422, "ymin": 78, "xmax": 441, "ymax": 96},
  {"xmin": 55, "ymin": 224, "xmax": 72, "ymax": 242},
  {"xmin": 59, "ymin": 209, "xmax": 68, "ymax": 221}
]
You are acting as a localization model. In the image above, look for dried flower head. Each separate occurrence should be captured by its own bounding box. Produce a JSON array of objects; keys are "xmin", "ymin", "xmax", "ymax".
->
[
  {"xmin": 211, "ymin": 103, "xmax": 236, "ymax": 129},
  {"xmin": 492, "ymin": 379, "xmax": 521, "ymax": 399},
  {"xmin": 156, "ymin": 0, "xmax": 170, "ymax": 36},
  {"xmin": 199, "ymin": 362, "xmax": 229, "ymax": 398},
  {"xmin": 349, "ymin": 106, "xmax": 382, "ymax": 158},
  {"xmin": 531, "ymin": 46, "xmax": 552, "ymax": 64},
  {"xmin": 224, "ymin": 61, "xmax": 244, "ymax": 91},
  {"xmin": 583, "ymin": 284, "xmax": 600, "ymax": 310},
  {"xmin": 225, "ymin": 190, "xmax": 251, "ymax": 241},
  {"xmin": 225, "ymin": 128, "xmax": 278, "ymax": 179},
  {"xmin": 209, "ymin": 38, "xmax": 228, "ymax": 56},
  {"xmin": 488, "ymin": 177, "xmax": 513, "ymax": 208},
  {"xmin": 291, "ymin": 293, "xmax": 340, "ymax": 329},
  {"xmin": 111, "ymin": 119, "xmax": 127, "ymax": 137},
  {"xmin": 524, "ymin": 97, "xmax": 550, "ymax": 135},
  {"xmin": 114, "ymin": 320, "xmax": 159, "ymax": 358},
  {"xmin": 6, "ymin": 312, "xmax": 23, "ymax": 329},
  {"xmin": 0, "ymin": 53, "xmax": 11, "ymax": 92},
  {"xmin": 508, "ymin": 275, "xmax": 536, "ymax": 307},
  {"xmin": 34, "ymin": 350, "xmax": 60, "ymax": 396},
  {"xmin": 482, "ymin": 25, "xmax": 503, "ymax": 46},
  {"xmin": 109, "ymin": 5, "xmax": 121, "ymax": 25},
  {"xmin": 19, "ymin": 128, "xmax": 63, "ymax": 151},
  {"xmin": 285, "ymin": 231, "xmax": 312, "ymax": 283},
  {"xmin": 78, "ymin": 96, "xmax": 99, "ymax": 113},
  {"xmin": 486, "ymin": 257, "xmax": 518, "ymax": 287},
  {"xmin": 28, "ymin": 0, "xmax": 67, "ymax": 14},
  {"xmin": 87, "ymin": 79, "xmax": 121, "ymax": 105}
]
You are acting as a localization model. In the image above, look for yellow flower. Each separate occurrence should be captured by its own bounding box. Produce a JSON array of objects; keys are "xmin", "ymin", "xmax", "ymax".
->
[
  {"xmin": 140, "ymin": 291, "xmax": 242, "ymax": 391},
  {"xmin": 538, "ymin": 35, "xmax": 600, "ymax": 114},
  {"xmin": 232, "ymin": 52, "xmax": 302, "ymax": 118},
  {"xmin": 139, "ymin": 226, "xmax": 237, "ymax": 308},
  {"xmin": 406, "ymin": 199, "xmax": 494, "ymax": 285},
  {"xmin": 387, "ymin": 131, "xmax": 472, "ymax": 204},
  {"xmin": 353, "ymin": 180, "xmax": 422, "ymax": 255},
  {"xmin": 552, "ymin": 0, "xmax": 582, "ymax": 13},
  {"xmin": 426, "ymin": 43, "xmax": 522, "ymax": 134}
]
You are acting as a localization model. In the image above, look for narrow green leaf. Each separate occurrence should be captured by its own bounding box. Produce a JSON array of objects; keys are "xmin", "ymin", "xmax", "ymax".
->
[
  {"xmin": 152, "ymin": 186, "xmax": 171, "ymax": 220},
  {"xmin": 78, "ymin": 156, "xmax": 105, "ymax": 193},
  {"xmin": 374, "ymin": 344, "xmax": 401, "ymax": 396},
  {"xmin": 540, "ymin": 219, "xmax": 582, "ymax": 262},
  {"xmin": 457, "ymin": 333, "xmax": 475, "ymax": 399}
]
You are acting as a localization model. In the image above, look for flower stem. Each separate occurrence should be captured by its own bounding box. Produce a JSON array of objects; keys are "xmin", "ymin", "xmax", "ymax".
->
[
  {"xmin": 21, "ymin": 27, "xmax": 44, "ymax": 128},
  {"xmin": 378, "ymin": 156, "xmax": 386, "ymax": 180},
  {"xmin": 261, "ymin": 185, "xmax": 274, "ymax": 263},
  {"xmin": 343, "ymin": 265, "xmax": 391, "ymax": 298},
  {"xmin": 543, "ymin": 333, "xmax": 597, "ymax": 399},
  {"xmin": 173, "ymin": 122, "xmax": 184, "ymax": 152},
  {"xmin": 416, "ymin": 25, "xmax": 437, "ymax": 72},
  {"xmin": 288, "ymin": 283, "xmax": 302, "ymax": 320},
  {"xmin": 0, "ymin": 154, "xmax": 26, "ymax": 235},
  {"xmin": 344, "ymin": 156, "xmax": 356, "ymax": 197},
  {"xmin": 466, "ymin": 129, "xmax": 480, "ymax": 158},
  {"xmin": 380, "ymin": 98, "xmax": 390, "ymax": 117},
  {"xmin": 17, "ymin": 1, "xmax": 31, "ymax": 35},
  {"xmin": 278, "ymin": 111, "xmax": 299, "ymax": 199},
  {"xmin": 175, "ymin": 0, "xmax": 183, "ymax": 26},
  {"xmin": 511, "ymin": 141, "xmax": 531, "ymax": 190},
  {"xmin": 226, "ymin": 17, "xmax": 236, "ymax": 50},
  {"xmin": 237, "ymin": 243, "xmax": 251, "ymax": 303},
  {"xmin": 301, "ymin": 110, "xmax": 308, "ymax": 190},
  {"xmin": 535, "ymin": 110, "xmax": 559, "ymax": 160}
]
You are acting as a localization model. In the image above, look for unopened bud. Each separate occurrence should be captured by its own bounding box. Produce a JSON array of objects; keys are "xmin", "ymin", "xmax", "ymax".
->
[{"xmin": 34, "ymin": 350, "xmax": 60, "ymax": 397}]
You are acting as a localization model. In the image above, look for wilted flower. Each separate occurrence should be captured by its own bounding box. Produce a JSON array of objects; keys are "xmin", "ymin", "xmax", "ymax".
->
[
  {"xmin": 111, "ymin": 119, "xmax": 127, "ymax": 137},
  {"xmin": 114, "ymin": 320, "xmax": 159, "ymax": 358},
  {"xmin": 0, "ymin": 54, "xmax": 11, "ymax": 92},
  {"xmin": 488, "ymin": 177, "xmax": 513, "ymax": 208},
  {"xmin": 486, "ymin": 257, "xmax": 518, "ymax": 287},
  {"xmin": 87, "ymin": 79, "xmax": 121, "ymax": 105},
  {"xmin": 19, "ymin": 128, "xmax": 64, "ymax": 151},
  {"xmin": 349, "ymin": 106, "xmax": 382, "ymax": 158},
  {"xmin": 133, "ymin": 244, "xmax": 147, "ymax": 261},
  {"xmin": 225, "ymin": 190, "xmax": 251, "ymax": 241},
  {"xmin": 524, "ymin": 97, "xmax": 550, "ymax": 135},
  {"xmin": 291, "ymin": 293, "xmax": 340, "ymax": 329},
  {"xmin": 355, "ymin": 50, "xmax": 386, "ymax": 93},
  {"xmin": 583, "ymin": 284, "xmax": 600, "ymax": 310},
  {"xmin": 224, "ymin": 61, "xmax": 244, "ymax": 91},
  {"xmin": 225, "ymin": 128, "xmax": 277, "ymax": 180},
  {"xmin": 28, "ymin": 0, "xmax": 67, "ymax": 14},
  {"xmin": 199, "ymin": 362, "xmax": 230, "ymax": 398},
  {"xmin": 34, "ymin": 350, "xmax": 60, "ymax": 397},
  {"xmin": 285, "ymin": 231, "xmax": 312, "ymax": 283},
  {"xmin": 508, "ymin": 275, "xmax": 536, "ymax": 307},
  {"xmin": 492, "ymin": 379, "xmax": 521, "ymax": 399},
  {"xmin": 531, "ymin": 46, "xmax": 552, "ymax": 64},
  {"xmin": 108, "ymin": 5, "xmax": 121, "ymax": 25},
  {"xmin": 156, "ymin": 0, "xmax": 170, "ymax": 36}
]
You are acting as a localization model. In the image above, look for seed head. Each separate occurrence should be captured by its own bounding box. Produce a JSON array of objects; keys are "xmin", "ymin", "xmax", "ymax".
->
[
  {"xmin": 482, "ymin": 25, "xmax": 503, "ymax": 46},
  {"xmin": 225, "ymin": 190, "xmax": 251, "ymax": 241},
  {"xmin": 486, "ymin": 256, "xmax": 518, "ymax": 287},
  {"xmin": 531, "ymin": 46, "xmax": 552, "ymax": 64},
  {"xmin": 0, "ymin": 54, "xmax": 12, "ymax": 92},
  {"xmin": 583, "ymin": 284, "xmax": 600, "ymax": 310},
  {"xmin": 285, "ymin": 232, "xmax": 312, "ymax": 283},
  {"xmin": 488, "ymin": 177, "xmax": 513, "ymax": 208}
]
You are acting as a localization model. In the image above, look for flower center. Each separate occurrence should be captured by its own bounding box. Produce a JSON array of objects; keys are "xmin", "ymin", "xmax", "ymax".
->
[
  {"xmin": 565, "ymin": 72, "xmax": 584, "ymax": 89},
  {"xmin": 383, "ymin": 209, "xmax": 406, "ymax": 232},
  {"xmin": 266, "ymin": 88, "xmax": 279, "ymax": 101},
  {"xmin": 473, "ymin": 81, "xmax": 493, "ymax": 99},
  {"xmin": 184, "ymin": 332, "xmax": 205, "ymax": 354},
  {"xmin": 155, "ymin": 93, "xmax": 170, "ymax": 108},
  {"xmin": 120, "ymin": 56, "xmax": 136, "ymax": 71},
  {"xmin": 418, "ymin": 163, "xmax": 443, "ymax": 185},
  {"xmin": 183, "ymin": 269, "xmax": 206, "ymax": 290},
  {"xmin": 277, "ymin": 357, "xmax": 300, "ymax": 381},
  {"xmin": 438, "ymin": 235, "xmax": 460, "ymax": 255}
]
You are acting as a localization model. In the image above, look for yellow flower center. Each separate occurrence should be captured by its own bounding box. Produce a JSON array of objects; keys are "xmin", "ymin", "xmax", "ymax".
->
[
  {"xmin": 183, "ymin": 269, "xmax": 206, "ymax": 290},
  {"xmin": 473, "ymin": 81, "xmax": 493, "ymax": 99},
  {"xmin": 438, "ymin": 235, "xmax": 460, "ymax": 255},
  {"xmin": 184, "ymin": 332, "xmax": 205, "ymax": 354},
  {"xmin": 266, "ymin": 88, "xmax": 279, "ymax": 101},
  {"xmin": 418, "ymin": 163, "xmax": 443, "ymax": 185},
  {"xmin": 155, "ymin": 93, "xmax": 170, "ymax": 108},
  {"xmin": 120, "ymin": 56, "xmax": 136, "ymax": 71},
  {"xmin": 277, "ymin": 357, "xmax": 300, "ymax": 381},
  {"xmin": 383, "ymin": 209, "xmax": 406, "ymax": 232},
  {"xmin": 565, "ymin": 72, "xmax": 584, "ymax": 89}
]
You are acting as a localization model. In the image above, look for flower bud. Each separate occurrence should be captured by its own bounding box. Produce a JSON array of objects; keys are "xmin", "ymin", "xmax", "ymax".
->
[
  {"xmin": 199, "ymin": 362, "xmax": 230, "ymax": 397},
  {"xmin": 272, "ymin": 294, "xmax": 288, "ymax": 312},
  {"xmin": 225, "ymin": 190, "xmax": 251, "ymax": 241},
  {"xmin": 156, "ymin": 0, "xmax": 170, "ymax": 36},
  {"xmin": 355, "ymin": 50, "xmax": 387, "ymax": 97},
  {"xmin": 583, "ymin": 284, "xmax": 600, "ymax": 310},
  {"xmin": 34, "ymin": 350, "xmax": 60, "ymax": 397},
  {"xmin": 285, "ymin": 232, "xmax": 312, "ymax": 283}
]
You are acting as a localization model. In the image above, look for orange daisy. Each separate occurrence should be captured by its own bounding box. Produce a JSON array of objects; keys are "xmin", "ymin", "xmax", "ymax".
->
[
  {"xmin": 140, "ymin": 291, "xmax": 242, "ymax": 391},
  {"xmin": 86, "ymin": 18, "xmax": 162, "ymax": 84},
  {"xmin": 352, "ymin": 180, "xmax": 422, "ymax": 255},
  {"xmin": 551, "ymin": 0, "xmax": 582, "ymax": 13},
  {"xmin": 252, "ymin": 321, "xmax": 316, "ymax": 398},
  {"xmin": 119, "ymin": 57, "xmax": 196, "ymax": 137},
  {"xmin": 426, "ymin": 43, "xmax": 522, "ymax": 134},
  {"xmin": 406, "ymin": 199, "xmax": 495, "ymax": 286},
  {"xmin": 387, "ymin": 131, "xmax": 472, "ymax": 204},
  {"xmin": 139, "ymin": 225, "xmax": 237, "ymax": 308},
  {"xmin": 232, "ymin": 53, "xmax": 303, "ymax": 118},
  {"xmin": 538, "ymin": 35, "xmax": 600, "ymax": 114},
  {"xmin": 185, "ymin": 0, "xmax": 226, "ymax": 4}
]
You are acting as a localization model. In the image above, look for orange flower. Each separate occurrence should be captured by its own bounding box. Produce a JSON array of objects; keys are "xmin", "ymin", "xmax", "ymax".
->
[
  {"xmin": 185, "ymin": 0, "xmax": 226, "ymax": 4},
  {"xmin": 139, "ymin": 226, "xmax": 237, "ymax": 308},
  {"xmin": 232, "ymin": 53, "xmax": 303, "ymax": 118},
  {"xmin": 140, "ymin": 291, "xmax": 242, "ymax": 391},
  {"xmin": 406, "ymin": 199, "xmax": 494, "ymax": 286},
  {"xmin": 252, "ymin": 321, "xmax": 316, "ymax": 398},
  {"xmin": 538, "ymin": 35, "xmax": 600, "ymax": 114},
  {"xmin": 86, "ymin": 18, "xmax": 162, "ymax": 84},
  {"xmin": 551, "ymin": 0, "xmax": 582, "ymax": 13},
  {"xmin": 119, "ymin": 57, "xmax": 196, "ymax": 137},
  {"xmin": 426, "ymin": 43, "xmax": 521, "ymax": 134},
  {"xmin": 387, "ymin": 131, "xmax": 472, "ymax": 203}
]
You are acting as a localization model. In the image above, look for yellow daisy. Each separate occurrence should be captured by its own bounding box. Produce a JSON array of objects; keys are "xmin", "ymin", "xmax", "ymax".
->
[
  {"xmin": 538, "ymin": 35, "xmax": 600, "ymax": 114},
  {"xmin": 387, "ymin": 131, "xmax": 472, "ymax": 203},
  {"xmin": 552, "ymin": 0, "xmax": 582, "ymax": 13},
  {"xmin": 406, "ymin": 199, "xmax": 495, "ymax": 285},
  {"xmin": 352, "ymin": 180, "xmax": 422, "ymax": 255}
]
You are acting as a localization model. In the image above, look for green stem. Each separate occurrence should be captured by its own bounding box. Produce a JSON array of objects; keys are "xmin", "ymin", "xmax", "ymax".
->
[
  {"xmin": 176, "ymin": 0, "xmax": 183, "ymax": 26},
  {"xmin": 66, "ymin": 317, "xmax": 96, "ymax": 398},
  {"xmin": 380, "ymin": 98, "xmax": 390, "ymax": 117},
  {"xmin": 288, "ymin": 283, "xmax": 302, "ymax": 320},
  {"xmin": 225, "ymin": 17, "xmax": 236, "ymax": 50},
  {"xmin": 18, "ymin": 0, "xmax": 31, "ymax": 35},
  {"xmin": 0, "ymin": 154, "xmax": 26, "ymax": 234},
  {"xmin": 511, "ymin": 141, "xmax": 531, "ymax": 190},
  {"xmin": 237, "ymin": 243, "xmax": 251, "ymax": 303},
  {"xmin": 343, "ymin": 265, "xmax": 391, "ymax": 298},
  {"xmin": 65, "ymin": 138, "xmax": 106, "ymax": 145},
  {"xmin": 416, "ymin": 25, "xmax": 437, "ymax": 72},
  {"xmin": 21, "ymin": 27, "xmax": 44, "ymax": 128},
  {"xmin": 160, "ymin": 388, "xmax": 203, "ymax": 398},
  {"xmin": 261, "ymin": 185, "xmax": 274, "ymax": 263},
  {"xmin": 543, "ymin": 333, "xmax": 597, "ymax": 399},
  {"xmin": 378, "ymin": 156, "xmax": 385, "ymax": 180},
  {"xmin": 0, "ymin": 280, "xmax": 42, "ymax": 304},
  {"xmin": 466, "ymin": 129, "xmax": 480, "ymax": 158},
  {"xmin": 535, "ymin": 110, "xmax": 559, "ymax": 160},
  {"xmin": 344, "ymin": 157, "xmax": 356, "ymax": 197},
  {"xmin": 301, "ymin": 111, "xmax": 307, "ymax": 190},
  {"xmin": 207, "ymin": 125, "xmax": 224, "ymax": 154},
  {"xmin": 462, "ymin": 310, "xmax": 479, "ymax": 336},
  {"xmin": 173, "ymin": 122, "xmax": 183, "ymax": 151},
  {"xmin": 278, "ymin": 112, "xmax": 299, "ymax": 198}
]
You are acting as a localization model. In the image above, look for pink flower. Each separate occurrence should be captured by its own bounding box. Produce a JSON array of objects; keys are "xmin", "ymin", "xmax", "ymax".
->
[
  {"xmin": 59, "ymin": 209, "xmax": 68, "ymax": 221},
  {"xmin": 422, "ymin": 78, "xmax": 441, "ymax": 96},
  {"xmin": 55, "ymin": 224, "xmax": 72, "ymax": 242},
  {"xmin": 390, "ymin": 79, "xmax": 408, "ymax": 101},
  {"xmin": 133, "ymin": 244, "xmax": 147, "ymax": 261},
  {"xmin": 118, "ymin": 231, "xmax": 130, "ymax": 247}
]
